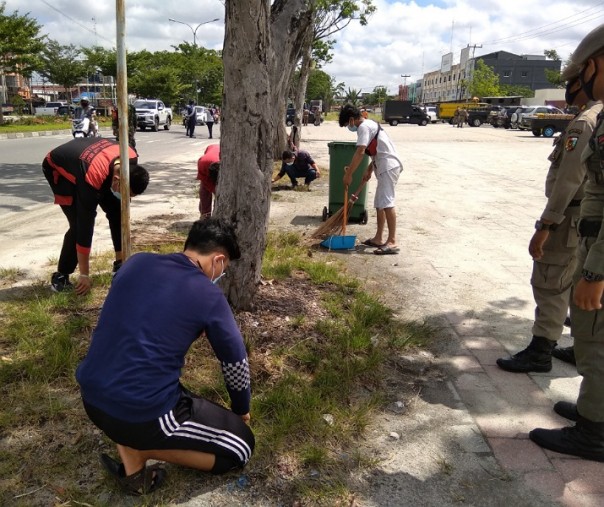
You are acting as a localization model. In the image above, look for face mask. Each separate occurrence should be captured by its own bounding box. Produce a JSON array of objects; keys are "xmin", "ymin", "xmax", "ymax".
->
[
  {"xmin": 580, "ymin": 60, "xmax": 598, "ymax": 101},
  {"xmin": 348, "ymin": 125, "xmax": 358, "ymax": 132},
  {"xmin": 211, "ymin": 258, "xmax": 226, "ymax": 284},
  {"xmin": 285, "ymin": 162, "xmax": 294, "ymax": 166},
  {"xmin": 111, "ymin": 189, "xmax": 122, "ymax": 201},
  {"xmin": 565, "ymin": 79, "xmax": 581, "ymax": 106}
]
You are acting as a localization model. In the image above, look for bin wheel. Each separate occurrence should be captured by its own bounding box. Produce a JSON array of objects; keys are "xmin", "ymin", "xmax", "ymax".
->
[
  {"xmin": 322, "ymin": 206, "xmax": 328, "ymax": 222},
  {"xmin": 360, "ymin": 210, "xmax": 368, "ymax": 225}
]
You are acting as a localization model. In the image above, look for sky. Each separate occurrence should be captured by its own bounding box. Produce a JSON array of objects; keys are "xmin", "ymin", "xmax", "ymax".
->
[{"xmin": 4, "ymin": 0, "xmax": 604, "ymax": 95}]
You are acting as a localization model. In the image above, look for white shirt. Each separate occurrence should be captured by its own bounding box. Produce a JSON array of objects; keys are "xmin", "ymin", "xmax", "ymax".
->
[{"xmin": 356, "ymin": 119, "xmax": 403, "ymax": 175}]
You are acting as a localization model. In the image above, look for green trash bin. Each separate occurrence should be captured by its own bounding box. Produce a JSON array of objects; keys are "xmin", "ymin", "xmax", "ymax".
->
[{"xmin": 323, "ymin": 141, "xmax": 369, "ymax": 224}]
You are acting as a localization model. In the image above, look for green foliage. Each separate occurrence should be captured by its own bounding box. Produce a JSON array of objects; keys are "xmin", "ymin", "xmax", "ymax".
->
[
  {"xmin": 499, "ymin": 84, "xmax": 534, "ymax": 98},
  {"xmin": 367, "ymin": 85, "xmax": 388, "ymax": 106},
  {"xmin": 0, "ymin": 2, "xmax": 45, "ymax": 75},
  {"xmin": 344, "ymin": 87, "xmax": 362, "ymax": 105},
  {"xmin": 9, "ymin": 94, "xmax": 25, "ymax": 113},
  {"xmin": 545, "ymin": 68, "xmax": 564, "ymax": 88},
  {"xmin": 468, "ymin": 59, "xmax": 500, "ymax": 98},
  {"xmin": 80, "ymin": 45, "xmax": 117, "ymax": 77},
  {"xmin": 544, "ymin": 49, "xmax": 561, "ymax": 61},
  {"xmin": 306, "ymin": 69, "xmax": 333, "ymax": 102},
  {"xmin": 39, "ymin": 41, "xmax": 85, "ymax": 100}
]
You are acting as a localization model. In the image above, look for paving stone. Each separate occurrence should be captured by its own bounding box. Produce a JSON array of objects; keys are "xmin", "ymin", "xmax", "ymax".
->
[
  {"xmin": 454, "ymin": 372, "xmax": 497, "ymax": 392},
  {"xmin": 461, "ymin": 336, "xmax": 503, "ymax": 350},
  {"xmin": 488, "ymin": 437, "xmax": 553, "ymax": 472},
  {"xmin": 450, "ymin": 424, "xmax": 491, "ymax": 453},
  {"xmin": 552, "ymin": 458, "xmax": 604, "ymax": 494}
]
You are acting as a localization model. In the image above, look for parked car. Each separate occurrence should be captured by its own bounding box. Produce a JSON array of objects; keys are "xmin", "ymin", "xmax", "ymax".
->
[
  {"xmin": 382, "ymin": 100, "xmax": 430, "ymax": 126},
  {"xmin": 517, "ymin": 105, "xmax": 564, "ymax": 130},
  {"xmin": 423, "ymin": 106, "xmax": 438, "ymax": 123},
  {"xmin": 134, "ymin": 99, "xmax": 172, "ymax": 131},
  {"xmin": 493, "ymin": 105, "xmax": 523, "ymax": 129},
  {"xmin": 285, "ymin": 108, "xmax": 323, "ymax": 126}
]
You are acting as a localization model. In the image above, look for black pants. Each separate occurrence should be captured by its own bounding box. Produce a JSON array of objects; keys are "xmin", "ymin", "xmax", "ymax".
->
[
  {"xmin": 57, "ymin": 193, "xmax": 121, "ymax": 274},
  {"xmin": 188, "ymin": 119, "xmax": 196, "ymax": 137},
  {"xmin": 206, "ymin": 121, "xmax": 214, "ymax": 138}
]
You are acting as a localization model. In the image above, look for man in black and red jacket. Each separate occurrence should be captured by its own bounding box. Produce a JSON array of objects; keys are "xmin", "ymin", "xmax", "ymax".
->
[{"xmin": 43, "ymin": 137, "xmax": 149, "ymax": 295}]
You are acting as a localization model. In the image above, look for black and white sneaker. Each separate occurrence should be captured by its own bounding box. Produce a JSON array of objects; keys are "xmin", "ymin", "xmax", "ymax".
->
[{"xmin": 51, "ymin": 272, "xmax": 73, "ymax": 293}]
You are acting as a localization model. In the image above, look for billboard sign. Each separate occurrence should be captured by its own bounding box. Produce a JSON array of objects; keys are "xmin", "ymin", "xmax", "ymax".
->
[{"xmin": 441, "ymin": 52, "xmax": 453, "ymax": 73}]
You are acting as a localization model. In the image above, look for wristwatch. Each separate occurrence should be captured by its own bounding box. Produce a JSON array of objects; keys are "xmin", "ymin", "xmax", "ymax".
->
[
  {"xmin": 581, "ymin": 269, "xmax": 604, "ymax": 282},
  {"xmin": 535, "ymin": 220, "xmax": 558, "ymax": 231}
]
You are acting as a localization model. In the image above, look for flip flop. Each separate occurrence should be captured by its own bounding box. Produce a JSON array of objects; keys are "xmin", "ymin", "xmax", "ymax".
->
[
  {"xmin": 362, "ymin": 239, "xmax": 384, "ymax": 247},
  {"xmin": 374, "ymin": 246, "xmax": 400, "ymax": 255}
]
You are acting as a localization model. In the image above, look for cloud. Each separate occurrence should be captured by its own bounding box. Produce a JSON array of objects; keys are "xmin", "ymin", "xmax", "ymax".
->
[{"xmin": 4, "ymin": 0, "xmax": 604, "ymax": 94}]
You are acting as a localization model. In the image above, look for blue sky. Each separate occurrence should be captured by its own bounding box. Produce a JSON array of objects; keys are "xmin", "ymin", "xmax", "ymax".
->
[{"xmin": 5, "ymin": 0, "xmax": 604, "ymax": 94}]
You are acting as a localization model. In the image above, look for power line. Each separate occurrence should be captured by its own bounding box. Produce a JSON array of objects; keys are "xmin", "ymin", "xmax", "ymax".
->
[
  {"xmin": 40, "ymin": 0, "xmax": 115, "ymax": 45},
  {"xmin": 483, "ymin": 2, "xmax": 604, "ymax": 45}
]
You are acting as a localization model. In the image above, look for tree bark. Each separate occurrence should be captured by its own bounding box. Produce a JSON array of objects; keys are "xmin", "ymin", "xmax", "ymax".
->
[
  {"xmin": 269, "ymin": 0, "xmax": 314, "ymax": 157},
  {"xmin": 217, "ymin": 0, "xmax": 315, "ymax": 310},
  {"xmin": 292, "ymin": 30, "xmax": 314, "ymax": 149},
  {"xmin": 217, "ymin": 0, "xmax": 273, "ymax": 310}
]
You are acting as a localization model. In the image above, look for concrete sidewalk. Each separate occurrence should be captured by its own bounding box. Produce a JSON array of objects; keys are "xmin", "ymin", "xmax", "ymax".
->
[{"xmin": 282, "ymin": 122, "xmax": 602, "ymax": 506}]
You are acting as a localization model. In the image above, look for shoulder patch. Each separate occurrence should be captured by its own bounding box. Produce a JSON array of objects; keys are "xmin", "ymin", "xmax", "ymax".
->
[
  {"xmin": 565, "ymin": 136, "xmax": 579, "ymax": 151},
  {"xmin": 567, "ymin": 128, "xmax": 583, "ymax": 135}
]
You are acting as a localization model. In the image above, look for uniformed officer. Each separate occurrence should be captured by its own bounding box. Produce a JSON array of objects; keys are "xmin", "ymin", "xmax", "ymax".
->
[
  {"xmin": 530, "ymin": 23, "xmax": 604, "ymax": 462},
  {"xmin": 497, "ymin": 76, "xmax": 602, "ymax": 373}
]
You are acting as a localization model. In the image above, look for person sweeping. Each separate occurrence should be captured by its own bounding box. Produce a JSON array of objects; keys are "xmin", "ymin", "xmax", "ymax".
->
[{"xmin": 339, "ymin": 104, "xmax": 403, "ymax": 255}]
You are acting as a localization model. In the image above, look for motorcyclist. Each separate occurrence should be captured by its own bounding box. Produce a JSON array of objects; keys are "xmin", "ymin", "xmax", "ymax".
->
[{"xmin": 79, "ymin": 98, "xmax": 98, "ymax": 136}]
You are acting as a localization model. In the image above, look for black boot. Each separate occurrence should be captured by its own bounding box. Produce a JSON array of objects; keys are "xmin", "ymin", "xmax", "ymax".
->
[
  {"xmin": 529, "ymin": 415, "xmax": 604, "ymax": 462},
  {"xmin": 553, "ymin": 401, "xmax": 579, "ymax": 421},
  {"xmin": 496, "ymin": 336, "xmax": 556, "ymax": 373},
  {"xmin": 552, "ymin": 345, "xmax": 576, "ymax": 365}
]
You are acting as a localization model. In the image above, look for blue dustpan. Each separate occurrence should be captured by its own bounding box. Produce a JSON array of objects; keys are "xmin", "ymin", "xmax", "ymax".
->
[{"xmin": 320, "ymin": 234, "xmax": 356, "ymax": 250}]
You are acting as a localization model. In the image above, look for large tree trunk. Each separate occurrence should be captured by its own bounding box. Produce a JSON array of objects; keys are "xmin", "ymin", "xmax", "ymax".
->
[
  {"xmin": 217, "ymin": 0, "xmax": 273, "ymax": 310},
  {"xmin": 217, "ymin": 0, "xmax": 315, "ymax": 310}
]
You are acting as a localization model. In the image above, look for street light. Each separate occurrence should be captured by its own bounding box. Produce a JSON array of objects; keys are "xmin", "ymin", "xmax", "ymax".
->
[{"xmin": 168, "ymin": 17, "xmax": 220, "ymax": 46}]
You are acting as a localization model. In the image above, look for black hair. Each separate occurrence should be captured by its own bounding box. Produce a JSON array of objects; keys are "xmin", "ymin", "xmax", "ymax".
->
[
  {"xmin": 282, "ymin": 150, "xmax": 296, "ymax": 160},
  {"xmin": 208, "ymin": 162, "xmax": 220, "ymax": 185},
  {"xmin": 338, "ymin": 104, "xmax": 361, "ymax": 127},
  {"xmin": 130, "ymin": 165, "xmax": 150, "ymax": 196},
  {"xmin": 184, "ymin": 218, "xmax": 241, "ymax": 260}
]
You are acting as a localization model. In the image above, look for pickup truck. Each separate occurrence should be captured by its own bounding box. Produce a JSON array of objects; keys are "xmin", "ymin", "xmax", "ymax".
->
[
  {"xmin": 530, "ymin": 113, "xmax": 576, "ymax": 138},
  {"xmin": 467, "ymin": 106, "xmax": 503, "ymax": 127},
  {"xmin": 35, "ymin": 102, "xmax": 68, "ymax": 116},
  {"xmin": 133, "ymin": 99, "xmax": 172, "ymax": 131}
]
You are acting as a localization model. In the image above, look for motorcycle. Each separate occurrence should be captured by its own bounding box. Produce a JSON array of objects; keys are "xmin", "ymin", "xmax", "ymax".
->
[{"xmin": 72, "ymin": 107, "xmax": 99, "ymax": 138}]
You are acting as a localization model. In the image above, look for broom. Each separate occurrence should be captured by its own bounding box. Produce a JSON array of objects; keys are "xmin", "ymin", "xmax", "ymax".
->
[{"xmin": 312, "ymin": 179, "xmax": 367, "ymax": 239}]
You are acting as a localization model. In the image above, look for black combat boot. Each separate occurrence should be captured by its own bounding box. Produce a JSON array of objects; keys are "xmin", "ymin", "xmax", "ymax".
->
[
  {"xmin": 553, "ymin": 401, "xmax": 579, "ymax": 421},
  {"xmin": 529, "ymin": 414, "xmax": 604, "ymax": 462},
  {"xmin": 552, "ymin": 345, "xmax": 576, "ymax": 365},
  {"xmin": 496, "ymin": 336, "xmax": 556, "ymax": 373}
]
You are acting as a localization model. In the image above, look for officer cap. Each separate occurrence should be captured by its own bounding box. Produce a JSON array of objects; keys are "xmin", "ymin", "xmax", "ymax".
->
[{"xmin": 562, "ymin": 23, "xmax": 604, "ymax": 81}]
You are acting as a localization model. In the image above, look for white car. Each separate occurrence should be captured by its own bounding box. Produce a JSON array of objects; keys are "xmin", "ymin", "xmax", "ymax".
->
[
  {"xmin": 423, "ymin": 106, "xmax": 438, "ymax": 123},
  {"xmin": 517, "ymin": 105, "xmax": 564, "ymax": 130}
]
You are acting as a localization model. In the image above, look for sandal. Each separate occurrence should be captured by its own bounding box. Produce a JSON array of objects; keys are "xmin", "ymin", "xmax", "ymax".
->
[{"xmin": 100, "ymin": 453, "xmax": 166, "ymax": 496}]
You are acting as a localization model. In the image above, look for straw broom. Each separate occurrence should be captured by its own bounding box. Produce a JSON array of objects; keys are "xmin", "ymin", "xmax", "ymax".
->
[{"xmin": 311, "ymin": 179, "xmax": 367, "ymax": 239}]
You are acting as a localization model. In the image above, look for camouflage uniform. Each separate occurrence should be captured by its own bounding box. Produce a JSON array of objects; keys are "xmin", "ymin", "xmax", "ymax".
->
[{"xmin": 113, "ymin": 104, "xmax": 137, "ymax": 149}]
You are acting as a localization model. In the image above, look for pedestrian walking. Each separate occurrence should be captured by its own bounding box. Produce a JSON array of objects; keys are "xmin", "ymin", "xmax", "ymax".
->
[{"xmin": 205, "ymin": 108, "xmax": 215, "ymax": 139}]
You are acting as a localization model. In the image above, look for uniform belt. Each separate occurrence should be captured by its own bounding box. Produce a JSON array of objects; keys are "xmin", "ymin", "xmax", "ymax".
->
[
  {"xmin": 578, "ymin": 219, "xmax": 602, "ymax": 237},
  {"xmin": 568, "ymin": 199, "xmax": 582, "ymax": 207}
]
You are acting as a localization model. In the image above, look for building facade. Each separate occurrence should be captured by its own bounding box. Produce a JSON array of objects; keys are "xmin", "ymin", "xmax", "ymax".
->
[{"xmin": 420, "ymin": 50, "xmax": 561, "ymax": 104}]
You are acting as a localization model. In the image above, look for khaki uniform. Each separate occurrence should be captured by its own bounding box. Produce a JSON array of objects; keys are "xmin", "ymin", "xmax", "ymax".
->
[
  {"xmin": 572, "ymin": 107, "xmax": 604, "ymax": 422},
  {"xmin": 532, "ymin": 101, "xmax": 603, "ymax": 341}
]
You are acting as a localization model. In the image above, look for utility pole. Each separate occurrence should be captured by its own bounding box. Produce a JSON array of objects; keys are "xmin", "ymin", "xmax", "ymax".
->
[
  {"xmin": 400, "ymin": 74, "xmax": 410, "ymax": 101},
  {"xmin": 465, "ymin": 44, "xmax": 482, "ymax": 100}
]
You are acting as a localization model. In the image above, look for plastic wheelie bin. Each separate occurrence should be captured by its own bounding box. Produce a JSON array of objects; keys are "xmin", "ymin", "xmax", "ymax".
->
[{"xmin": 323, "ymin": 141, "xmax": 369, "ymax": 224}]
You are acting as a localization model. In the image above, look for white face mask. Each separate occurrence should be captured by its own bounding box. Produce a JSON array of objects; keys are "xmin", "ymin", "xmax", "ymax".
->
[
  {"xmin": 285, "ymin": 161, "xmax": 294, "ymax": 166},
  {"xmin": 111, "ymin": 189, "xmax": 122, "ymax": 200},
  {"xmin": 348, "ymin": 124, "xmax": 358, "ymax": 132},
  {"xmin": 211, "ymin": 258, "xmax": 226, "ymax": 284}
]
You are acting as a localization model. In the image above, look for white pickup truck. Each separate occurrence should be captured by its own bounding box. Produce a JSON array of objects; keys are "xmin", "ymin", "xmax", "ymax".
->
[
  {"xmin": 35, "ymin": 101, "xmax": 68, "ymax": 116},
  {"xmin": 133, "ymin": 99, "xmax": 172, "ymax": 131}
]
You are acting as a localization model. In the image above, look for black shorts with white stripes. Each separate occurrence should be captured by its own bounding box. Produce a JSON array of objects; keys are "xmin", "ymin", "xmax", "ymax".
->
[{"xmin": 83, "ymin": 387, "xmax": 254, "ymax": 474}]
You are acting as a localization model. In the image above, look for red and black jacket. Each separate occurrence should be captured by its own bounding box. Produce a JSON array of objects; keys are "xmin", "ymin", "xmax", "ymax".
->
[{"xmin": 43, "ymin": 137, "xmax": 137, "ymax": 255}]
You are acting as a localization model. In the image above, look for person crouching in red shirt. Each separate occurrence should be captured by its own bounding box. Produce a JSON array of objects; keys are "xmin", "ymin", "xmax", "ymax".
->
[{"xmin": 197, "ymin": 144, "xmax": 220, "ymax": 219}]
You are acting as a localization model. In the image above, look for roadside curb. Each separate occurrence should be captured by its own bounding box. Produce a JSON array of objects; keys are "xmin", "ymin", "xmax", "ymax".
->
[{"xmin": 0, "ymin": 127, "xmax": 113, "ymax": 141}]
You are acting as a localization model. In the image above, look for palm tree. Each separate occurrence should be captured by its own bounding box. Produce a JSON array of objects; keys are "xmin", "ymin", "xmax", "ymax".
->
[{"xmin": 344, "ymin": 87, "xmax": 362, "ymax": 105}]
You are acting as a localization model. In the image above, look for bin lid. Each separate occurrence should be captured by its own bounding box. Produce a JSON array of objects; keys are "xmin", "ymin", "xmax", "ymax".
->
[{"xmin": 328, "ymin": 141, "xmax": 357, "ymax": 147}]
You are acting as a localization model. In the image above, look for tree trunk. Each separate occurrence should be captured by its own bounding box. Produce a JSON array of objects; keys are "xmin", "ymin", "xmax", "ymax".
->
[
  {"xmin": 269, "ymin": 0, "xmax": 314, "ymax": 158},
  {"xmin": 217, "ymin": 0, "xmax": 273, "ymax": 310},
  {"xmin": 217, "ymin": 0, "xmax": 315, "ymax": 310},
  {"xmin": 292, "ymin": 31, "xmax": 314, "ymax": 149}
]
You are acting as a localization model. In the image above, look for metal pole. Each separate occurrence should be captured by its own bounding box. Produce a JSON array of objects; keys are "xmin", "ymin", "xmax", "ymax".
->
[{"xmin": 116, "ymin": 0, "xmax": 131, "ymax": 261}]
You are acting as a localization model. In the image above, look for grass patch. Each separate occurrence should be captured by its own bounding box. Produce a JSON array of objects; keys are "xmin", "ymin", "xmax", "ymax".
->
[
  {"xmin": 0, "ymin": 116, "xmax": 112, "ymax": 133},
  {"xmin": 0, "ymin": 231, "xmax": 433, "ymax": 505}
]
